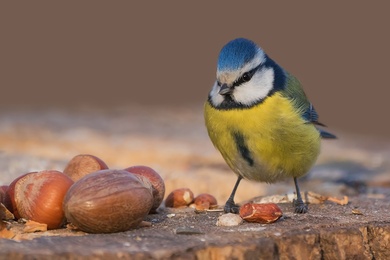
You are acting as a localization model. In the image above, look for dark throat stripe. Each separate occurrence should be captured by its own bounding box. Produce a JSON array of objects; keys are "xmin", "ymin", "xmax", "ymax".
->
[{"xmin": 232, "ymin": 131, "xmax": 254, "ymax": 167}]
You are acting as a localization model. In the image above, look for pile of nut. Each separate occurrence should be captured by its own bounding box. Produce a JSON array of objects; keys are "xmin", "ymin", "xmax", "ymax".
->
[
  {"xmin": 164, "ymin": 187, "xmax": 218, "ymax": 211},
  {"xmin": 0, "ymin": 154, "xmax": 165, "ymax": 233},
  {"xmin": 0, "ymin": 154, "xmax": 284, "ymax": 234},
  {"xmin": 163, "ymin": 187, "xmax": 283, "ymax": 225}
]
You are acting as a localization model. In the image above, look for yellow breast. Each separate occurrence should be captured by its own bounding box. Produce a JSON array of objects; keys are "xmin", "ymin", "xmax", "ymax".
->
[{"xmin": 204, "ymin": 93, "xmax": 321, "ymax": 182}]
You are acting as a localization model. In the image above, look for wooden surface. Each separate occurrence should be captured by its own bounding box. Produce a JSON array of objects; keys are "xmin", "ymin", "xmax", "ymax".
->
[{"xmin": 1, "ymin": 106, "xmax": 389, "ymax": 259}]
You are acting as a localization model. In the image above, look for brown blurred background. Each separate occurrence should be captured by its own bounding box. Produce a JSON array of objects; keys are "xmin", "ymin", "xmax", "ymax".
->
[{"xmin": 1, "ymin": 2, "xmax": 389, "ymax": 140}]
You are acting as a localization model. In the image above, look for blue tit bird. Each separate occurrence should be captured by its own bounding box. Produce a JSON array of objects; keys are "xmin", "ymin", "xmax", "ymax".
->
[{"xmin": 204, "ymin": 38, "xmax": 336, "ymax": 214}]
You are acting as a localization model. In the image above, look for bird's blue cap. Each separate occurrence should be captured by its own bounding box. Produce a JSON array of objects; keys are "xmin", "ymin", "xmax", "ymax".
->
[{"xmin": 217, "ymin": 38, "xmax": 259, "ymax": 72}]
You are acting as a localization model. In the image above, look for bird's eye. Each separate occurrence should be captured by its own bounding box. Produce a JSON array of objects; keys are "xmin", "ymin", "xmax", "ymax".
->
[
  {"xmin": 242, "ymin": 72, "xmax": 251, "ymax": 82},
  {"xmin": 217, "ymin": 81, "xmax": 221, "ymax": 86},
  {"xmin": 233, "ymin": 70, "xmax": 255, "ymax": 87}
]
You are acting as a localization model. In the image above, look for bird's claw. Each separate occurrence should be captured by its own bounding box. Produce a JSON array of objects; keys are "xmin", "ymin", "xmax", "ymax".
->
[
  {"xmin": 293, "ymin": 199, "xmax": 308, "ymax": 214},
  {"xmin": 224, "ymin": 200, "xmax": 240, "ymax": 214}
]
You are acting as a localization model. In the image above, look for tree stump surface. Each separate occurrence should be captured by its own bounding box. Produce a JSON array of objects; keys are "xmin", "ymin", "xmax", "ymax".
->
[{"xmin": 0, "ymin": 107, "xmax": 389, "ymax": 259}]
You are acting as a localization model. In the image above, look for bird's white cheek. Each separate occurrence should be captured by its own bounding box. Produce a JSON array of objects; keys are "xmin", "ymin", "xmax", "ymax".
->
[
  {"xmin": 233, "ymin": 68, "xmax": 274, "ymax": 105},
  {"xmin": 209, "ymin": 82, "xmax": 224, "ymax": 106}
]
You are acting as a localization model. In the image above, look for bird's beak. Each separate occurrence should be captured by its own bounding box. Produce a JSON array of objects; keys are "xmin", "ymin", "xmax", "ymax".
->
[{"xmin": 219, "ymin": 84, "xmax": 233, "ymax": 95}]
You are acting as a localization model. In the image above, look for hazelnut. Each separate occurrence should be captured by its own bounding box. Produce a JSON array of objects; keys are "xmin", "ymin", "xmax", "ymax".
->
[
  {"xmin": 0, "ymin": 185, "xmax": 8, "ymax": 204},
  {"xmin": 63, "ymin": 154, "xmax": 109, "ymax": 182},
  {"xmin": 0, "ymin": 204, "xmax": 5, "ymax": 221},
  {"xmin": 63, "ymin": 169, "xmax": 153, "ymax": 233},
  {"xmin": 165, "ymin": 188, "xmax": 194, "ymax": 208},
  {"xmin": 4, "ymin": 172, "xmax": 37, "ymax": 219},
  {"xmin": 194, "ymin": 193, "xmax": 218, "ymax": 210},
  {"xmin": 14, "ymin": 170, "xmax": 74, "ymax": 229},
  {"xmin": 239, "ymin": 203, "xmax": 283, "ymax": 224},
  {"xmin": 124, "ymin": 165, "xmax": 165, "ymax": 213}
]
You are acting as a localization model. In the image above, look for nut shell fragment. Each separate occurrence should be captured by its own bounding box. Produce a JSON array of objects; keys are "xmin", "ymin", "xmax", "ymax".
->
[
  {"xmin": 216, "ymin": 213, "xmax": 243, "ymax": 226},
  {"xmin": 0, "ymin": 203, "xmax": 14, "ymax": 220}
]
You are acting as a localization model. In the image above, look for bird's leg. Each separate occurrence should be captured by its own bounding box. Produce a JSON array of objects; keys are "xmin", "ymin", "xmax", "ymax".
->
[
  {"xmin": 293, "ymin": 177, "xmax": 308, "ymax": 214},
  {"xmin": 224, "ymin": 176, "xmax": 243, "ymax": 213}
]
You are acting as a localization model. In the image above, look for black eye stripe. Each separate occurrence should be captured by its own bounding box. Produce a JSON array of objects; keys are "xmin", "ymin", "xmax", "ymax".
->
[{"xmin": 233, "ymin": 63, "xmax": 263, "ymax": 87}]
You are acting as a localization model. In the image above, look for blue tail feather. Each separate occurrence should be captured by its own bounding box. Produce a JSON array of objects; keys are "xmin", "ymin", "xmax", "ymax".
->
[{"xmin": 318, "ymin": 129, "xmax": 337, "ymax": 139}]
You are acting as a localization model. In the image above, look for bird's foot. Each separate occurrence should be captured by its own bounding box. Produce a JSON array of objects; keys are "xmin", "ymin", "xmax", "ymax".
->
[
  {"xmin": 293, "ymin": 199, "xmax": 308, "ymax": 214},
  {"xmin": 224, "ymin": 199, "xmax": 240, "ymax": 214}
]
